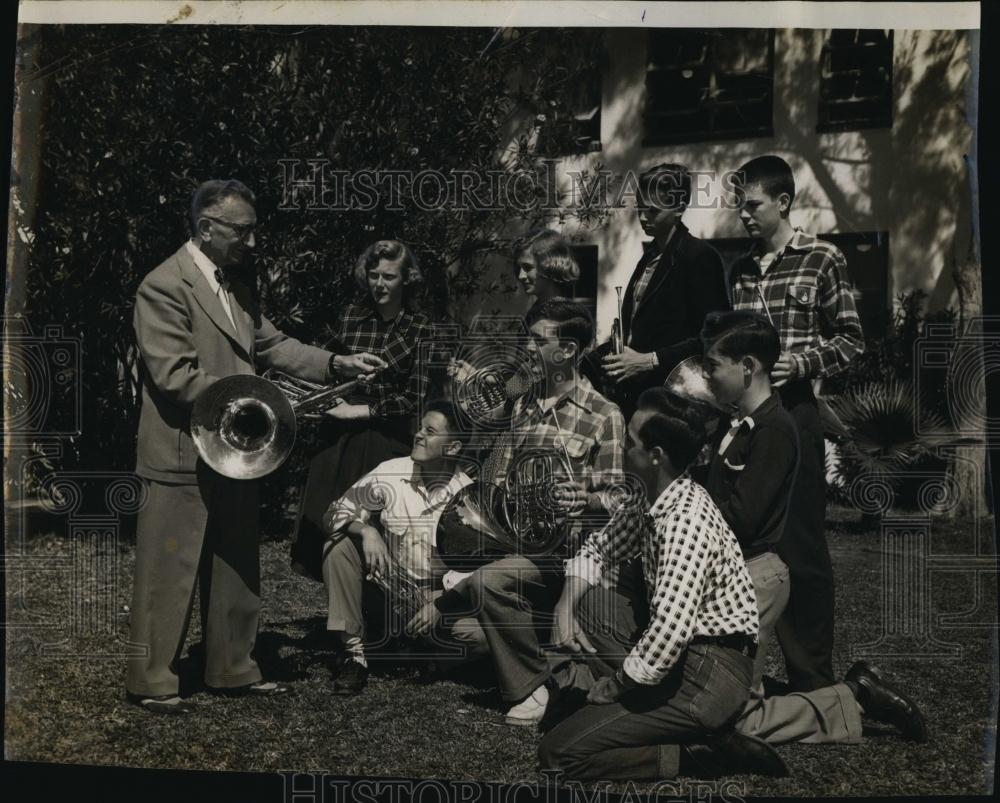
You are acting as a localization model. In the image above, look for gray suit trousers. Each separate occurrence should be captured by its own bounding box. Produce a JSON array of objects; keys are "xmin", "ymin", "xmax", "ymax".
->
[{"xmin": 126, "ymin": 465, "xmax": 262, "ymax": 697}]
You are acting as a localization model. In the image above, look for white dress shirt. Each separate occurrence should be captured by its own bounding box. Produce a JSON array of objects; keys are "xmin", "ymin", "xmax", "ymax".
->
[
  {"xmin": 325, "ymin": 456, "xmax": 473, "ymax": 581},
  {"xmin": 185, "ymin": 240, "xmax": 237, "ymax": 332}
]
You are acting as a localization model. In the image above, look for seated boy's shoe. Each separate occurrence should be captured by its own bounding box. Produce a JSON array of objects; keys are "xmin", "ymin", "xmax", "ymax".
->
[
  {"xmin": 504, "ymin": 685, "xmax": 549, "ymax": 726},
  {"xmin": 845, "ymin": 661, "xmax": 927, "ymax": 742},
  {"xmin": 680, "ymin": 731, "xmax": 788, "ymax": 778},
  {"xmin": 126, "ymin": 692, "xmax": 194, "ymax": 715},
  {"xmin": 333, "ymin": 659, "xmax": 369, "ymax": 696}
]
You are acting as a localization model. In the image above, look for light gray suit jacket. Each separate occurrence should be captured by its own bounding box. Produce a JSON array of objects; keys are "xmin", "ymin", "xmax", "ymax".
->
[{"xmin": 133, "ymin": 244, "xmax": 331, "ymax": 482}]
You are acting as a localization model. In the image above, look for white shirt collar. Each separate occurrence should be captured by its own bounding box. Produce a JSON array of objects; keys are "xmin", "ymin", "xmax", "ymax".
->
[
  {"xmin": 648, "ymin": 472, "xmax": 693, "ymax": 518},
  {"xmin": 185, "ymin": 240, "xmax": 225, "ymax": 291},
  {"xmin": 400, "ymin": 457, "xmax": 472, "ymax": 506}
]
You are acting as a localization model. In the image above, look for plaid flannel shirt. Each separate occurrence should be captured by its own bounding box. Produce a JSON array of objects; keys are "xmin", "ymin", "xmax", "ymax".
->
[
  {"xmin": 481, "ymin": 380, "xmax": 625, "ymax": 514},
  {"xmin": 566, "ymin": 475, "xmax": 759, "ymax": 685},
  {"xmin": 332, "ymin": 302, "xmax": 433, "ymax": 421},
  {"xmin": 730, "ymin": 230, "xmax": 864, "ymax": 380}
]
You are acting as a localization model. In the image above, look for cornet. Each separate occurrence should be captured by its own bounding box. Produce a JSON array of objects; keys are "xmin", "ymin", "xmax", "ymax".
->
[
  {"xmin": 191, "ymin": 371, "xmax": 359, "ymax": 479},
  {"xmin": 610, "ymin": 285, "xmax": 624, "ymax": 355},
  {"xmin": 367, "ymin": 558, "xmax": 431, "ymax": 621}
]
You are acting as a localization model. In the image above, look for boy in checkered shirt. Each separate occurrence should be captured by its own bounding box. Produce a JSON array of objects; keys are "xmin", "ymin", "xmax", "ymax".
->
[
  {"xmin": 728, "ymin": 155, "xmax": 864, "ymax": 692},
  {"xmin": 538, "ymin": 395, "xmax": 787, "ymax": 780}
]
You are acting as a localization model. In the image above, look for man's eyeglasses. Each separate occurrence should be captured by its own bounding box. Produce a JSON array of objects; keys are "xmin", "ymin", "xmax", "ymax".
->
[{"xmin": 201, "ymin": 215, "xmax": 256, "ymax": 242}]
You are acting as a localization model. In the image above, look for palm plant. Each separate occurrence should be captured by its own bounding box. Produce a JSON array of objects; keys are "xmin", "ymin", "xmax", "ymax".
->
[{"xmin": 828, "ymin": 378, "xmax": 949, "ymax": 520}]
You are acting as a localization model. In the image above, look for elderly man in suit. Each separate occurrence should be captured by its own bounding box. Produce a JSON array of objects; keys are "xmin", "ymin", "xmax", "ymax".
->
[
  {"xmin": 127, "ymin": 179, "xmax": 384, "ymax": 714},
  {"xmin": 600, "ymin": 163, "xmax": 731, "ymax": 420}
]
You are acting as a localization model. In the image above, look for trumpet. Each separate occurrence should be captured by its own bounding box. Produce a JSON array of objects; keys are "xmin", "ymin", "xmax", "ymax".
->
[
  {"xmin": 610, "ymin": 285, "xmax": 624, "ymax": 355},
  {"xmin": 368, "ymin": 558, "xmax": 432, "ymax": 622},
  {"xmin": 262, "ymin": 369, "xmax": 356, "ymax": 417},
  {"xmin": 191, "ymin": 372, "xmax": 359, "ymax": 480}
]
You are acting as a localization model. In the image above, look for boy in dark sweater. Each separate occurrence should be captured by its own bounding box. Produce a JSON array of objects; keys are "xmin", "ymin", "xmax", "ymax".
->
[
  {"xmin": 698, "ymin": 311, "xmax": 926, "ymax": 745},
  {"xmin": 700, "ymin": 310, "xmax": 798, "ymax": 691}
]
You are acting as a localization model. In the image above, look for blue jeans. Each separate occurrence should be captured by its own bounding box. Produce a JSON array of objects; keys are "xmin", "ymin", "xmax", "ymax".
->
[
  {"xmin": 539, "ymin": 572, "xmax": 753, "ymax": 781},
  {"xmin": 539, "ymin": 641, "xmax": 753, "ymax": 780}
]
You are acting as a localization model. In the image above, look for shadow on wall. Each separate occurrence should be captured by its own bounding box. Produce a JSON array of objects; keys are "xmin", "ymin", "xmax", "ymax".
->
[
  {"xmin": 458, "ymin": 28, "xmax": 974, "ymax": 331},
  {"xmin": 742, "ymin": 29, "xmax": 972, "ymax": 314}
]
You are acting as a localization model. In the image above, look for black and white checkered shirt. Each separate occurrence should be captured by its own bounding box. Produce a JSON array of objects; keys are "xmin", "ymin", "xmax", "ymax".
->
[
  {"xmin": 567, "ymin": 475, "xmax": 759, "ymax": 685},
  {"xmin": 331, "ymin": 302, "xmax": 433, "ymax": 421}
]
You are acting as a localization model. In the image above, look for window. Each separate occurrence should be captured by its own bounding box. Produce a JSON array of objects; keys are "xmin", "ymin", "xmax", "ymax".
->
[
  {"xmin": 643, "ymin": 29, "xmax": 774, "ymax": 145},
  {"xmin": 707, "ymin": 231, "xmax": 889, "ymax": 338},
  {"xmin": 537, "ymin": 43, "xmax": 603, "ymax": 155},
  {"xmin": 817, "ymin": 30, "xmax": 893, "ymax": 133}
]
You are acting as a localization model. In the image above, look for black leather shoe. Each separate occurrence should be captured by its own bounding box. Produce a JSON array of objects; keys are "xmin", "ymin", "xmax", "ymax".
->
[
  {"xmin": 333, "ymin": 659, "xmax": 369, "ymax": 696},
  {"xmin": 845, "ymin": 661, "xmax": 927, "ymax": 742},
  {"xmin": 126, "ymin": 692, "xmax": 194, "ymax": 715},
  {"xmin": 681, "ymin": 731, "xmax": 789, "ymax": 778}
]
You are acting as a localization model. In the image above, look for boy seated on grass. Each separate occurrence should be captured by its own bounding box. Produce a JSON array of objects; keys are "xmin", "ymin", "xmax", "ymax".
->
[{"xmin": 320, "ymin": 400, "xmax": 488, "ymax": 696}]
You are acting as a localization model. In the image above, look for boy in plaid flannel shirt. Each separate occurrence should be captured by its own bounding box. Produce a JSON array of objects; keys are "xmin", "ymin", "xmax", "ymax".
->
[{"xmin": 728, "ymin": 155, "xmax": 864, "ymax": 691}]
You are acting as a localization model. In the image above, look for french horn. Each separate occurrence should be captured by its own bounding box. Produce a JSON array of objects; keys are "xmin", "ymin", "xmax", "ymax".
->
[
  {"xmin": 435, "ymin": 446, "xmax": 576, "ymax": 570},
  {"xmin": 191, "ymin": 370, "xmax": 358, "ymax": 480}
]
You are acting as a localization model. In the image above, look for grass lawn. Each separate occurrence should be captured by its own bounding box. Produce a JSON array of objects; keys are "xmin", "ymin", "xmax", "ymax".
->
[{"xmin": 4, "ymin": 505, "xmax": 997, "ymax": 796}]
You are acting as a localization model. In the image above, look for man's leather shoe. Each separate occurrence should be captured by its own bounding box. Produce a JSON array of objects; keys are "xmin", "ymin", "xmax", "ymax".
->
[
  {"xmin": 681, "ymin": 731, "xmax": 789, "ymax": 778},
  {"xmin": 126, "ymin": 692, "xmax": 194, "ymax": 715},
  {"xmin": 211, "ymin": 680, "xmax": 294, "ymax": 697},
  {"xmin": 333, "ymin": 659, "xmax": 369, "ymax": 696},
  {"xmin": 845, "ymin": 661, "xmax": 927, "ymax": 742}
]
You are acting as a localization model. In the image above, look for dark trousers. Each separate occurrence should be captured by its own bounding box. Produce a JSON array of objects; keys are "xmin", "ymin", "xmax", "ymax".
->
[
  {"xmin": 539, "ymin": 570, "xmax": 752, "ymax": 780},
  {"xmin": 775, "ymin": 382, "xmax": 836, "ymax": 691},
  {"xmin": 463, "ymin": 555, "xmax": 565, "ymax": 704}
]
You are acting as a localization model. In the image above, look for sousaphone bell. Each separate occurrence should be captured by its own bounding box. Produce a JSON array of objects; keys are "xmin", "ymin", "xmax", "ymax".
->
[
  {"xmin": 662, "ymin": 355, "xmax": 730, "ymax": 417},
  {"xmin": 191, "ymin": 372, "xmax": 358, "ymax": 480}
]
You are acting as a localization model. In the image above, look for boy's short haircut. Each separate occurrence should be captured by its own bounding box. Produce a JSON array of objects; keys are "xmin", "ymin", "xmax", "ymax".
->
[
  {"xmin": 525, "ymin": 298, "xmax": 595, "ymax": 356},
  {"xmin": 701, "ymin": 310, "xmax": 781, "ymax": 372},
  {"xmin": 636, "ymin": 411, "xmax": 705, "ymax": 473},
  {"xmin": 423, "ymin": 399, "xmax": 468, "ymax": 449},
  {"xmin": 638, "ymin": 162, "xmax": 692, "ymax": 209},
  {"xmin": 635, "ymin": 387, "xmax": 709, "ymax": 436},
  {"xmin": 734, "ymin": 155, "xmax": 796, "ymax": 206}
]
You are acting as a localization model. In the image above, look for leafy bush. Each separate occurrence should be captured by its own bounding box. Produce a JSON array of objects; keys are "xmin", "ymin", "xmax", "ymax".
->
[
  {"xmin": 825, "ymin": 290, "xmax": 958, "ymax": 425},
  {"xmin": 13, "ymin": 24, "xmax": 603, "ymax": 533}
]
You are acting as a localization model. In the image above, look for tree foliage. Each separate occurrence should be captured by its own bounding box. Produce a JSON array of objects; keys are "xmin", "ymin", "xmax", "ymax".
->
[{"xmin": 16, "ymin": 24, "xmax": 602, "ymax": 477}]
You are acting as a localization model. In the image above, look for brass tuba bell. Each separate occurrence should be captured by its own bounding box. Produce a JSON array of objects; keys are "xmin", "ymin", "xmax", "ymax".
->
[
  {"xmin": 191, "ymin": 371, "xmax": 358, "ymax": 480},
  {"xmin": 662, "ymin": 355, "xmax": 729, "ymax": 415}
]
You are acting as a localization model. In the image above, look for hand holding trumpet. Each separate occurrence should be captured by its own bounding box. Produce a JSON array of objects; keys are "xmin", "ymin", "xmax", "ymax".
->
[{"xmin": 332, "ymin": 351, "xmax": 387, "ymax": 383}]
